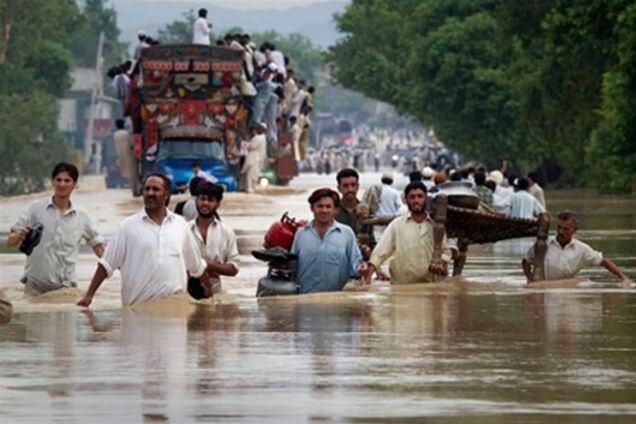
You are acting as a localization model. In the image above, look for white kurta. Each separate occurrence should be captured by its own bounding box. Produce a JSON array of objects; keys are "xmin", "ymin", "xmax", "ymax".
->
[{"xmin": 99, "ymin": 209, "xmax": 206, "ymax": 305}]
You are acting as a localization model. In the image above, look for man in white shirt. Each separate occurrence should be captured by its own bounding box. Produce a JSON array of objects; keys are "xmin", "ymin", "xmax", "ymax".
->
[
  {"xmin": 527, "ymin": 171, "xmax": 546, "ymax": 207},
  {"xmin": 522, "ymin": 211, "xmax": 632, "ymax": 287},
  {"xmin": 77, "ymin": 173, "xmax": 211, "ymax": 307},
  {"xmin": 504, "ymin": 177, "xmax": 546, "ymax": 219},
  {"xmin": 187, "ymin": 182, "xmax": 239, "ymax": 299},
  {"xmin": 376, "ymin": 172, "xmax": 403, "ymax": 217},
  {"xmin": 241, "ymin": 123, "xmax": 267, "ymax": 193},
  {"xmin": 192, "ymin": 8, "xmax": 212, "ymax": 45},
  {"xmin": 364, "ymin": 182, "xmax": 450, "ymax": 285},
  {"xmin": 8, "ymin": 163, "xmax": 105, "ymax": 295}
]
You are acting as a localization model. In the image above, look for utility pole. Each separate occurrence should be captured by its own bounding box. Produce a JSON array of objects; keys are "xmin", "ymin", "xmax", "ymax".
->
[{"xmin": 84, "ymin": 31, "xmax": 105, "ymax": 173}]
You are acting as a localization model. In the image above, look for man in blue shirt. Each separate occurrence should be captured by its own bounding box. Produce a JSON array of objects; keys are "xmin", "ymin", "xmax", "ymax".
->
[{"xmin": 291, "ymin": 188, "xmax": 368, "ymax": 293}]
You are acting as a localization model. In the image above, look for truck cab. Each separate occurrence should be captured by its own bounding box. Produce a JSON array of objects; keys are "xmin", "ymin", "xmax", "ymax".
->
[{"xmin": 155, "ymin": 138, "xmax": 237, "ymax": 193}]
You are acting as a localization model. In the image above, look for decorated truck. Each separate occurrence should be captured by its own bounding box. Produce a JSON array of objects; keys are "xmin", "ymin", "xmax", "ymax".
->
[{"xmin": 128, "ymin": 44, "xmax": 246, "ymax": 195}]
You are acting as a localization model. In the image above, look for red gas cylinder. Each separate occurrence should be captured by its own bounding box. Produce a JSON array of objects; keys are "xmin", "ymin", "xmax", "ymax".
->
[{"xmin": 264, "ymin": 212, "xmax": 300, "ymax": 251}]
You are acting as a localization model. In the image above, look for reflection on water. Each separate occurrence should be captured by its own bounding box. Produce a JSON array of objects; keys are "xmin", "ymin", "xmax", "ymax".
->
[
  {"xmin": 2, "ymin": 290, "xmax": 636, "ymax": 422},
  {"xmin": 1, "ymin": 188, "xmax": 635, "ymax": 421}
]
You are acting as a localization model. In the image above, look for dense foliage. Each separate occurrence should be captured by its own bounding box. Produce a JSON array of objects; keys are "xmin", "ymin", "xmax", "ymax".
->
[
  {"xmin": 329, "ymin": 0, "xmax": 636, "ymax": 192},
  {"xmin": 0, "ymin": 0, "xmax": 124, "ymax": 195}
]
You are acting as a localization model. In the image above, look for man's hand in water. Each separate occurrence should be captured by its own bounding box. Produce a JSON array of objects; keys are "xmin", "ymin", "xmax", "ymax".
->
[
  {"xmin": 76, "ymin": 295, "xmax": 93, "ymax": 308},
  {"xmin": 622, "ymin": 278, "xmax": 633, "ymax": 289},
  {"xmin": 428, "ymin": 260, "xmax": 447, "ymax": 276}
]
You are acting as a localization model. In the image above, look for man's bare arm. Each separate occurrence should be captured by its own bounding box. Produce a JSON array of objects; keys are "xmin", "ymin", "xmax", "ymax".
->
[
  {"xmin": 77, "ymin": 264, "xmax": 108, "ymax": 307},
  {"xmin": 206, "ymin": 261, "xmax": 238, "ymax": 277},
  {"xmin": 601, "ymin": 258, "xmax": 632, "ymax": 287},
  {"xmin": 7, "ymin": 227, "xmax": 29, "ymax": 247},
  {"xmin": 92, "ymin": 244, "xmax": 105, "ymax": 258}
]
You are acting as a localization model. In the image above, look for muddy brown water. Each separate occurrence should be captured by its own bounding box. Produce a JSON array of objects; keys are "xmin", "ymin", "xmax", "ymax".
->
[{"xmin": 1, "ymin": 178, "xmax": 635, "ymax": 422}]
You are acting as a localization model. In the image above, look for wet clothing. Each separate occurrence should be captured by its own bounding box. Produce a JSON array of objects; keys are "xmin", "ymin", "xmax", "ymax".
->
[
  {"xmin": 525, "ymin": 237, "xmax": 603, "ymax": 280},
  {"xmin": 528, "ymin": 183, "xmax": 546, "ymax": 207},
  {"xmin": 99, "ymin": 209, "xmax": 206, "ymax": 306},
  {"xmin": 11, "ymin": 198, "xmax": 103, "ymax": 295},
  {"xmin": 472, "ymin": 185, "xmax": 494, "ymax": 209},
  {"xmin": 369, "ymin": 214, "xmax": 451, "ymax": 285},
  {"xmin": 193, "ymin": 17, "xmax": 211, "ymax": 45},
  {"xmin": 504, "ymin": 190, "xmax": 546, "ymax": 219},
  {"xmin": 291, "ymin": 220, "xmax": 363, "ymax": 293},
  {"xmin": 188, "ymin": 217, "xmax": 240, "ymax": 291}
]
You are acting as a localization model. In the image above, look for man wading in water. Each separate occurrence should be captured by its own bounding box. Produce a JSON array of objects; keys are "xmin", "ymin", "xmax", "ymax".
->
[
  {"xmin": 291, "ymin": 188, "xmax": 368, "ymax": 293},
  {"xmin": 187, "ymin": 182, "xmax": 240, "ymax": 299},
  {"xmin": 77, "ymin": 173, "xmax": 209, "ymax": 307}
]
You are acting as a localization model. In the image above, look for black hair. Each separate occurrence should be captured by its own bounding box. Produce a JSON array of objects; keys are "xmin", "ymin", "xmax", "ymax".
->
[
  {"xmin": 198, "ymin": 8, "xmax": 207, "ymax": 18},
  {"xmin": 557, "ymin": 210, "xmax": 579, "ymax": 228},
  {"xmin": 144, "ymin": 172, "xmax": 171, "ymax": 192},
  {"xmin": 336, "ymin": 168, "xmax": 359, "ymax": 184},
  {"xmin": 474, "ymin": 171, "xmax": 486, "ymax": 186},
  {"xmin": 192, "ymin": 160, "xmax": 201, "ymax": 168},
  {"xmin": 308, "ymin": 187, "xmax": 339, "ymax": 207},
  {"xmin": 52, "ymin": 162, "xmax": 79, "ymax": 182},
  {"xmin": 307, "ymin": 86, "xmax": 315, "ymax": 93},
  {"xmin": 528, "ymin": 171, "xmax": 539, "ymax": 183},
  {"xmin": 189, "ymin": 176, "xmax": 205, "ymax": 196},
  {"xmin": 197, "ymin": 181, "xmax": 224, "ymax": 201},
  {"xmin": 484, "ymin": 180, "xmax": 496, "ymax": 192},
  {"xmin": 404, "ymin": 181, "xmax": 427, "ymax": 197},
  {"xmin": 381, "ymin": 176, "xmax": 393, "ymax": 185},
  {"xmin": 409, "ymin": 171, "xmax": 423, "ymax": 182},
  {"xmin": 115, "ymin": 118, "xmax": 125, "ymax": 129},
  {"xmin": 516, "ymin": 177, "xmax": 529, "ymax": 191},
  {"xmin": 450, "ymin": 171, "xmax": 462, "ymax": 182}
]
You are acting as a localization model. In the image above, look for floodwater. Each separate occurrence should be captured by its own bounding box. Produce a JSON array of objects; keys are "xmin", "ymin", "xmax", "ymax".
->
[{"xmin": 1, "ymin": 174, "xmax": 635, "ymax": 422}]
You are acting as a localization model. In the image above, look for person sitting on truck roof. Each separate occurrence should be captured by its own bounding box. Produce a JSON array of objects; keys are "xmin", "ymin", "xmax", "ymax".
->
[{"xmin": 193, "ymin": 8, "xmax": 212, "ymax": 45}]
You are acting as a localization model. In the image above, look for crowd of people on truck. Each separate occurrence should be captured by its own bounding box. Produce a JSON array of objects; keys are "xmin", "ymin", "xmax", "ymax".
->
[{"xmin": 103, "ymin": 7, "xmax": 316, "ymax": 194}]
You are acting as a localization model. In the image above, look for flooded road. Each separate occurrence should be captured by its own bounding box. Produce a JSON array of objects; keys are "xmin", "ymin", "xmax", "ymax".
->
[{"xmin": 1, "ymin": 173, "xmax": 635, "ymax": 422}]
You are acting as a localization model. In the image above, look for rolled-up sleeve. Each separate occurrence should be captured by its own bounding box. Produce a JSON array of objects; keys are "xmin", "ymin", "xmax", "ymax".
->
[
  {"xmin": 369, "ymin": 221, "xmax": 396, "ymax": 269},
  {"xmin": 225, "ymin": 228, "xmax": 240, "ymax": 272},
  {"xmin": 99, "ymin": 224, "xmax": 126, "ymax": 278},
  {"xmin": 348, "ymin": 232, "xmax": 363, "ymax": 277},
  {"xmin": 11, "ymin": 204, "xmax": 33, "ymax": 233},
  {"xmin": 82, "ymin": 213, "xmax": 104, "ymax": 247},
  {"xmin": 183, "ymin": 226, "xmax": 206, "ymax": 278}
]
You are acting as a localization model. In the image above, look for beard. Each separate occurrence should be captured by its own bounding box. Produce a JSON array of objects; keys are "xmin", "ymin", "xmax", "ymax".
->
[
  {"xmin": 408, "ymin": 203, "xmax": 426, "ymax": 214},
  {"xmin": 197, "ymin": 207, "xmax": 216, "ymax": 219}
]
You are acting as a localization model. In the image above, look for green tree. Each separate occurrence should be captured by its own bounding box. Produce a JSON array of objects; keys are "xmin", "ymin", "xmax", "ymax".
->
[
  {"xmin": 69, "ymin": 0, "xmax": 128, "ymax": 67},
  {"xmin": 158, "ymin": 9, "xmax": 197, "ymax": 44},
  {"xmin": 329, "ymin": 0, "xmax": 636, "ymax": 191}
]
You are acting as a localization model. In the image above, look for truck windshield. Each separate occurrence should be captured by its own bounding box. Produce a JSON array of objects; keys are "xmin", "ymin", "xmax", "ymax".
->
[{"xmin": 158, "ymin": 140, "xmax": 225, "ymax": 161}]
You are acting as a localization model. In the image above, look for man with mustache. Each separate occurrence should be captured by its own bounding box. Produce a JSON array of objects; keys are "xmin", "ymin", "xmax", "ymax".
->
[
  {"xmin": 522, "ymin": 210, "xmax": 633, "ymax": 287},
  {"xmin": 77, "ymin": 173, "xmax": 210, "ymax": 307},
  {"xmin": 291, "ymin": 188, "xmax": 368, "ymax": 293},
  {"xmin": 363, "ymin": 181, "xmax": 450, "ymax": 285},
  {"xmin": 187, "ymin": 182, "xmax": 240, "ymax": 299}
]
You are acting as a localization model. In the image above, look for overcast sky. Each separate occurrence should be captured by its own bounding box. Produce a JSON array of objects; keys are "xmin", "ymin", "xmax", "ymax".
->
[{"xmin": 112, "ymin": 0, "xmax": 337, "ymax": 10}]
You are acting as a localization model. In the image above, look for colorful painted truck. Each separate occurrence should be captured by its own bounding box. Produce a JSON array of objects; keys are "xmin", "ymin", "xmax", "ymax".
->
[{"xmin": 128, "ymin": 44, "xmax": 247, "ymax": 195}]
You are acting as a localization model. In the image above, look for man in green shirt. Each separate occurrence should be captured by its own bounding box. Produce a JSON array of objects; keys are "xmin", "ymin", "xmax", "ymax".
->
[
  {"xmin": 334, "ymin": 168, "xmax": 375, "ymax": 257},
  {"xmin": 472, "ymin": 171, "xmax": 494, "ymax": 209}
]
